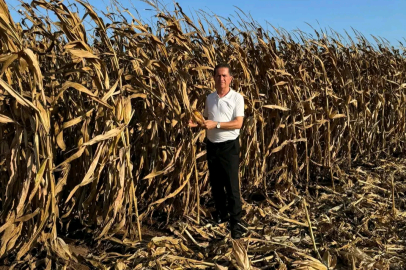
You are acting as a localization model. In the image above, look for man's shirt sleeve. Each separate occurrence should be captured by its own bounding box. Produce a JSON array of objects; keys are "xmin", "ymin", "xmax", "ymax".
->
[{"xmin": 235, "ymin": 94, "xmax": 244, "ymax": 117}]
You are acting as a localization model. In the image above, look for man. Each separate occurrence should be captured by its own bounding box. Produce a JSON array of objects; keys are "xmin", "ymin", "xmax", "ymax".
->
[{"xmin": 189, "ymin": 63, "xmax": 246, "ymax": 239}]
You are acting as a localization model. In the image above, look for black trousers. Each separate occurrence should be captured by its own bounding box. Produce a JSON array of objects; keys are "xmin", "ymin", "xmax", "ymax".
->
[{"xmin": 206, "ymin": 137, "xmax": 242, "ymax": 225}]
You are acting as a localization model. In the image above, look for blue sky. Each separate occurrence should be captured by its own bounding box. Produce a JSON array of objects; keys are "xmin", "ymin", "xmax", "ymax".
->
[{"xmin": 5, "ymin": 0, "xmax": 406, "ymax": 46}]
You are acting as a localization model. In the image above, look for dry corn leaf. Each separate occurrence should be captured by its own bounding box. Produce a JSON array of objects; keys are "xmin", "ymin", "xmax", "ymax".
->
[{"xmin": 232, "ymin": 240, "xmax": 252, "ymax": 270}]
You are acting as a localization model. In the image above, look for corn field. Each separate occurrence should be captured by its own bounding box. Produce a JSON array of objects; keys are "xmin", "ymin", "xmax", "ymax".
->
[{"xmin": 1, "ymin": 0, "xmax": 406, "ymax": 269}]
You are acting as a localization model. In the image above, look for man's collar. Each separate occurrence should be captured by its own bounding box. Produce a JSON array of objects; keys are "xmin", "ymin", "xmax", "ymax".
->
[{"xmin": 216, "ymin": 88, "xmax": 233, "ymax": 99}]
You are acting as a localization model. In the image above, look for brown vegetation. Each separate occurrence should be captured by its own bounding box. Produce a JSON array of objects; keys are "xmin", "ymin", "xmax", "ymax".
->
[{"xmin": 1, "ymin": 0, "xmax": 406, "ymax": 269}]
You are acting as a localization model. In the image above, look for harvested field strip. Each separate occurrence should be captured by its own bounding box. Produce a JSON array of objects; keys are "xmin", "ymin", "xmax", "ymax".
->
[{"xmin": 64, "ymin": 159, "xmax": 406, "ymax": 269}]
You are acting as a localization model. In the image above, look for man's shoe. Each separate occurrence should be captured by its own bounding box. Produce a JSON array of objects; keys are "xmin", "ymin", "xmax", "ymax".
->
[
  {"xmin": 231, "ymin": 227, "xmax": 243, "ymax": 239},
  {"xmin": 212, "ymin": 211, "xmax": 229, "ymax": 224},
  {"xmin": 230, "ymin": 220, "xmax": 248, "ymax": 239}
]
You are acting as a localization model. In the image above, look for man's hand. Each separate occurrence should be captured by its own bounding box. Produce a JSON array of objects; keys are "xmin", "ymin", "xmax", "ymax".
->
[{"xmin": 204, "ymin": 120, "xmax": 217, "ymax": 130}]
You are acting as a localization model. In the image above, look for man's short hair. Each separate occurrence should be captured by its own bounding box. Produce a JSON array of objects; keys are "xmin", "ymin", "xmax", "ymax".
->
[{"xmin": 213, "ymin": 63, "xmax": 232, "ymax": 77}]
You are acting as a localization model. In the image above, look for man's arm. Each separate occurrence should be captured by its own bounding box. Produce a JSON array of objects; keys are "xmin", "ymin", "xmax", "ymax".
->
[{"xmin": 204, "ymin": 117, "xmax": 243, "ymax": 130}]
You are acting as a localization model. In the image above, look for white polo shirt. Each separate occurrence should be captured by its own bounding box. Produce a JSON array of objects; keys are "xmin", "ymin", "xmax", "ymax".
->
[{"xmin": 203, "ymin": 88, "xmax": 244, "ymax": 143}]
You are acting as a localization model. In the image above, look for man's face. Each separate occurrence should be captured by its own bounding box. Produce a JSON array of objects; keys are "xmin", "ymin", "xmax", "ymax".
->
[{"xmin": 214, "ymin": 67, "xmax": 232, "ymax": 90}]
